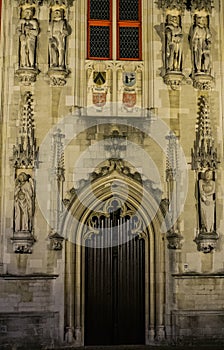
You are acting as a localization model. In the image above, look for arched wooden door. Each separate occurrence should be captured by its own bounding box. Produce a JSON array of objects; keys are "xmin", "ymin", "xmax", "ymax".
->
[{"xmin": 84, "ymin": 201, "xmax": 145, "ymax": 346}]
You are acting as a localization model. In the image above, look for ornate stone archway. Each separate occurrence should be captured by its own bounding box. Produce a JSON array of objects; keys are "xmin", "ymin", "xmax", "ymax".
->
[{"xmin": 62, "ymin": 159, "xmax": 168, "ymax": 346}]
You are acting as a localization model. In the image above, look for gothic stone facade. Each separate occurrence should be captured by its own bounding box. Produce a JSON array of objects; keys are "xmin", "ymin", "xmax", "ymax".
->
[{"xmin": 0, "ymin": 0, "xmax": 224, "ymax": 348}]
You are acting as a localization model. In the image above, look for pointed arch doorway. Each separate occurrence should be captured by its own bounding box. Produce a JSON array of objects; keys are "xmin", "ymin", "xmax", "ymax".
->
[
  {"xmin": 84, "ymin": 198, "xmax": 145, "ymax": 345},
  {"xmin": 63, "ymin": 160, "xmax": 167, "ymax": 346}
]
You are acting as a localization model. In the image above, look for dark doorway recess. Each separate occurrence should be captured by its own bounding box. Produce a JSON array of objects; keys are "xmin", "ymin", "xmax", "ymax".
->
[{"xmin": 85, "ymin": 207, "xmax": 145, "ymax": 346}]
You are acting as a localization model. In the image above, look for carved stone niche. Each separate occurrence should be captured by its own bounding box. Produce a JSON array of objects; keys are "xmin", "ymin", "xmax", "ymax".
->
[
  {"xmin": 11, "ymin": 232, "xmax": 36, "ymax": 254},
  {"xmin": 49, "ymin": 231, "xmax": 64, "ymax": 251},
  {"xmin": 15, "ymin": 5, "xmax": 40, "ymax": 85},
  {"xmin": 47, "ymin": 6, "xmax": 70, "ymax": 86},
  {"xmin": 194, "ymin": 231, "xmax": 218, "ymax": 253},
  {"xmin": 162, "ymin": 8, "xmax": 186, "ymax": 89},
  {"xmin": 189, "ymin": 12, "xmax": 214, "ymax": 90}
]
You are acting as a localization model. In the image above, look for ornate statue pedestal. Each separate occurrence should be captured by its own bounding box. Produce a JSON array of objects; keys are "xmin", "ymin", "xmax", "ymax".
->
[
  {"xmin": 163, "ymin": 71, "xmax": 185, "ymax": 90},
  {"xmin": 192, "ymin": 73, "xmax": 214, "ymax": 90},
  {"xmin": 48, "ymin": 68, "xmax": 69, "ymax": 86},
  {"xmin": 167, "ymin": 229, "xmax": 183, "ymax": 249},
  {"xmin": 15, "ymin": 68, "xmax": 39, "ymax": 86},
  {"xmin": 11, "ymin": 231, "xmax": 36, "ymax": 254},
  {"xmin": 194, "ymin": 231, "xmax": 218, "ymax": 253}
]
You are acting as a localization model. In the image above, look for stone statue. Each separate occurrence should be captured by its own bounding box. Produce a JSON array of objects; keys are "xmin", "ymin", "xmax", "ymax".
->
[
  {"xmin": 14, "ymin": 172, "xmax": 34, "ymax": 232},
  {"xmin": 48, "ymin": 8, "xmax": 69, "ymax": 69},
  {"xmin": 165, "ymin": 14, "xmax": 183, "ymax": 72},
  {"xmin": 190, "ymin": 15, "xmax": 212, "ymax": 73},
  {"xmin": 199, "ymin": 170, "xmax": 215, "ymax": 232},
  {"xmin": 17, "ymin": 7, "xmax": 39, "ymax": 68}
]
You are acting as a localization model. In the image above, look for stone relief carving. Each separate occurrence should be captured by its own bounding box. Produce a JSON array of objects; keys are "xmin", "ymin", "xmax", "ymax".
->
[
  {"xmin": 16, "ymin": 6, "xmax": 40, "ymax": 85},
  {"xmin": 191, "ymin": 95, "xmax": 218, "ymax": 253},
  {"xmin": 189, "ymin": 14, "xmax": 211, "ymax": 74},
  {"xmin": 156, "ymin": 1, "xmax": 186, "ymax": 89},
  {"xmin": 165, "ymin": 14, "xmax": 183, "ymax": 72},
  {"xmin": 198, "ymin": 169, "xmax": 215, "ymax": 233},
  {"xmin": 48, "ymin": 8, "xmax": 69, "ymax": 69},
  {"xmin": 188, "ymin": 10, "xmax": 214, "ymax": 89},
  {"xmin": 11, "ymin": 92, "xmax": 38, "ymax": 254},
  {"xmin": 14, "ymin": 172, "xmax": 34, "ymax": 233},
  {"xmin": 47, "ymin": 7, "xmax": 70, "ymax": 86}
]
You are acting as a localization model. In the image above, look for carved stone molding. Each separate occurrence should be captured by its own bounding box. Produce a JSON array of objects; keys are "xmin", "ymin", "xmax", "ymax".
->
[{"xmin": 194, "ymin": 231, "xmax": 218, "ymax": 253}]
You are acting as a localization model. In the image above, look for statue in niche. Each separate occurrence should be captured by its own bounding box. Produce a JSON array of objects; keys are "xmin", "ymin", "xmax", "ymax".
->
[
  {"xmin": 190, "ymin": 14, "xmax": 212, "ymax": 74},
  {"xmin": 14, "ymin": 172, "xmax": 34, "ymax": 232},
  {"xmin": 17, "ymin": 7, "xmax": 39, "ymax": 68},
  {"xmin": 165, "ymin": 14, "xmax": 183, "ymax": 72},
  {"xmin": 48, "ymin": 8, "xmax": 69, "ymax": 69},
  {"xmin": 199, "ymin": 169, "xmax": 215, "ymax": 232}
]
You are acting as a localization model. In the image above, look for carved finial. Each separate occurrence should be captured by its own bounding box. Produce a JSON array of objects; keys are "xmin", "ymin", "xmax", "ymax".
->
[
  {"xmin": 188, "ymin": 0, "xmax": 213, "ymax": 14},
  {"xmin": 191, "ymin": 95, "xmax": 218, "ymax": 170},
  {"xmin": 51, "ymin": 129, "xmax": 65, "ymax": 181},
  {"xmin": 156, "ymin": 0, "xmax": 187, "ymax": 12},
  {"xmin": 13, "ymin": 92, "xmax": 39, "ymax": 169},
  {"xmin": 17, "ymin": 0, "xmax": 43, "ymax": 6},
  {"xmin": 166, "ymin": 131, "xmax": 179, "ymax": 181}
]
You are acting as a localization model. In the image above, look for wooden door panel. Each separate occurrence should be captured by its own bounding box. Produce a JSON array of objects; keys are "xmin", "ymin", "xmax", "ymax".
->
[{"xmin": 85, "ymin": 216, "xmax": 145, "ymax": 346}]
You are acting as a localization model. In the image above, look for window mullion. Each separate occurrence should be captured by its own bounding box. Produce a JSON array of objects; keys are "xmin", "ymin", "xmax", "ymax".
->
[{"xmin": 112, "ymin": 0, "xmax": 117, "ymax": 60}]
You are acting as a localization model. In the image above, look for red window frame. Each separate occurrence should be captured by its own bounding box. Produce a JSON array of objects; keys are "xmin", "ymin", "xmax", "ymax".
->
[
  {"xmin": 117, "ymin": 0, "xmax": 142, "ymax": 60},
  {"xmin": 87, "ymin": 0, "xmax": 142, "ymax": 61},
  {"xmin": 87, "ymin": 0, "xmax": 112, "ymax": 60}
]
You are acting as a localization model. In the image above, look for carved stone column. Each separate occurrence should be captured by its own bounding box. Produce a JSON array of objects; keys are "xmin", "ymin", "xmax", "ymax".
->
[
  {"xmin": 165, "ymin": 132, "xmax": 183, "ymax": 249},
  {"xmin": 188, "ymin": 0, "xmax": 214, "ymax": 90},
  {"xmin": 48, "ymin": 129, "xmax": 65, "ymax": 250},
  {"xmin": 156, "ymin": 0, "xmax": 187, "ymax": 90},
  {"xmin": 15, "ymin": 0, "xmax": 42, "ymax": 85},
  {"xmin": 191, "ymin": 95, "xmax": 219, "ymax": 253},
  {"xmin": 11, "ymin": 92, "xmax": 39, "ymax": 253}
]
